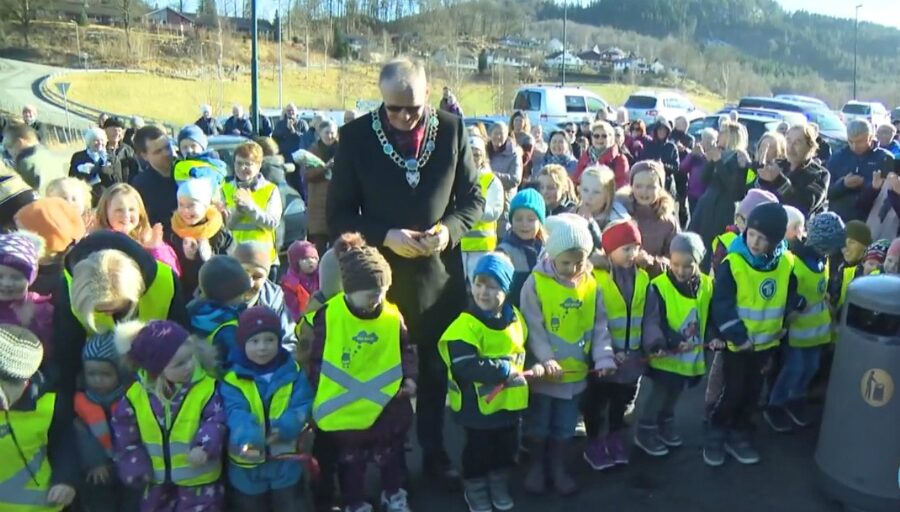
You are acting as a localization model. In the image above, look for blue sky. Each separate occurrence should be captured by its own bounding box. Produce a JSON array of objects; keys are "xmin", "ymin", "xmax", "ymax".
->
[{"xmin": 169, "ymin": 0, "xmax": 900, "ymax": 29}]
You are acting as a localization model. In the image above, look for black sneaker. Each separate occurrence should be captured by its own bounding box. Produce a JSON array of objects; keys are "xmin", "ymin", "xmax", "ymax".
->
[
  {"xmin": 724, "ymin": 433, "xmax": 761, "ymax": 465},
  {"xmin": 702, "ymin": 430, "xmax": 725, "ymax": 467},
  {"xmin": 763, "ymin": 406, "xmax": 794, "ymax": 433},
  {"xmin": 785, "ymin": 400, "xmax": 815, "ymax": 428}
]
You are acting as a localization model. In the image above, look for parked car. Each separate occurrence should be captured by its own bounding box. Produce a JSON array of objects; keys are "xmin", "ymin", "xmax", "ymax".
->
[
  {"xmin": 688, "ymin": 112, "xmax": 782, "ymax": 153},
  {"xmin": 774, "ymin": 94, "xmax": 829, "ymax": 109},
  {"xmin": 512, "ymin": 85, "xmax": 609, "ymax": 128},
  {"xmin": 463, "ymin": 116, "xmax": 504, "ymax": 134},
  {"xmin": 737, "ymin": 96, "xmax": 847, "ymax": 141},
  {"xmin": 207, "ymin": 134, "xmax": 249, "ymax": 173},
  {"xmin": 891, "ymin": 107, "xmax": 900, "ymax": 123},
  {"xmin": 840, "ymin": 101, "xmax": 890, "ymax": 127},
  {"xmin": 624, "ymin": 90, "xmax": 704, "ymax": 126}
]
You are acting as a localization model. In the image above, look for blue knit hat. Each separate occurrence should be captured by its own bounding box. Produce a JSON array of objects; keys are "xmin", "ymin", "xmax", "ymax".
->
[
  {"xmin": 178, "ymin": 124, "xmax": 208, "ymax": 151},
  {"xmin": 807, "ymin": 212, "xmax": 846, "ymax": 256},
  {"xmin": 509, "ymin": 188, "xmax": 546, "ymax": 223},
  {"xmin": 473, "ymin": 253, "xmax": 514, "ymax": 294}
]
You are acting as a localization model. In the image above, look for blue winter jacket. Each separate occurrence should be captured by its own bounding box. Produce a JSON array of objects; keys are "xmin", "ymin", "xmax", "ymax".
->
[
  {"xmin": 188, "ymin": 298, "xmax": 245, "ymax": 364},
  {"xmin": 826, "ymin": 145, "xmax": 894, "ymax": 221},
  {"xmin": 220, "ymin": 356, "xmax": 313, "ymax": 494}
]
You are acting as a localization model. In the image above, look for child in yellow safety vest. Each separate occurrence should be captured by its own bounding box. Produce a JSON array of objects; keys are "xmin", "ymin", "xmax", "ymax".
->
[
  {"xmin": 307, "ymin": 233, "xmax": 417, "ymax": 512},
  {"xmin": 220, "ymin": 306, "xmax": 313, "ymax": 511},
  {"xmin": 0, "ymin": 325, "xmax": 78, "ymax": 511},
  {"xmin": 520, "ymin": 213, "xmax": 614, "ymax": 494},
  {"xmin": 496, "ymin": 189, "xmax": 546, "ymax": 308},
  {"xmin": 829, "ymin": 220, "xmax": 871, "ymax": 312},
  {"xmin": 764, "ymin": 212, "xmax": 846, "ymax": 434},
  {"xmin": 188, "ymin": 255, "xmax": 253, "ymax": 367},
  {"xmin": 75, "ymin": 332, "xmax": 141, "ymax": 512},
  {"xmin": 112, "ymin": 320, "xmax": 226, "ymax": 511},
  {"xmin": 634, "ymin": 232, "xmax": 720, "ymax": 458},
  {"xmin": 460, "ymin": 135, "xmax": 505, "ymax": 285},
  {"xmin": 709, "ymin": 189, "xmax": 778, "ymax": 274},
  {"xmin": 582, "ymin": 219, "xmax": 660, "ymax": 470},
  {"xmin": 706, "ymin": 203, "xmax": 804, "ymax": 467},
  {"xmin": 438, "ymin": 253, "xmax": 529, "ymax": 512}
]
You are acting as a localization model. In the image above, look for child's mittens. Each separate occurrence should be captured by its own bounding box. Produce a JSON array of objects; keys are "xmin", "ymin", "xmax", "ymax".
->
[
  {"xmin": 182, "ymin": 237, "xmax": 199, "ymax": 260},
  {"xmin": 187, "ymin": 446, "xmax": 209, "ymax": 467},
  {"xmin": 270, "ymin": 411, "xmax": 304, "ymax": 442},
  {"xmin": 198, "ymin": 238, "xmax": 213, "ymax": 261}
]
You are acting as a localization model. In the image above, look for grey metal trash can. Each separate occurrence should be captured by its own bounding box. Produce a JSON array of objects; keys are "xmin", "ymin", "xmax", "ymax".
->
[{"xmin": 816, "ymin": 275, "xmax": 900, "ymax": 512}]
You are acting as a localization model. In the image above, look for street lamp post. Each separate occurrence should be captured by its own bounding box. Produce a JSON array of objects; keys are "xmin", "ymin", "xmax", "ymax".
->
[
  {"xmin": 250, "ymin": 0, "xmax": 260, "ymax": 135},
  {"xmin": 561, "ymin": 0, "xmax": 567, "ymax": 86},
  {"xmin": 853, "ymin": 3, "xmax": 862, "ymax": 100}
]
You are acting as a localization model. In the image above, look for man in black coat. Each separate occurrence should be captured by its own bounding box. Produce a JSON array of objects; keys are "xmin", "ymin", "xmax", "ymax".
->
[
  {"xmin": 224, "ymin": 105, "xmax": 253, "ymax": 138},
  {"xmin": 328, "ymin": 57, "xmax": 484, "ymax": 491},
  {"xmin": 195, "ymin": 105, "xmax": 222, "ymax": 136},
  {"xmin": 104, "ymin": 117, "xmax": 141, "ymax": 184}
]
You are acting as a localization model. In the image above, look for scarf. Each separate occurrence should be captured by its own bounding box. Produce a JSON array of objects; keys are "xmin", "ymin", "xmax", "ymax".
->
[
  {"xmin": 86, "ymin": 385, "xmax": 126, "ymax": 409},
  {"xmin": 171, "ymin": 206, "xmax": 224, "ymax": 240},
  {"xmin": 233, "ymin": 347, "xmax": 290, "ymax": 375},
  {"xmin": 730, "ymin": 234, "xmax": 788, "ymax": 272}
]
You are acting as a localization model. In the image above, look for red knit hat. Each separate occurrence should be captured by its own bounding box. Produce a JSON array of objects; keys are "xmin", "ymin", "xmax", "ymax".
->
[
  {"xmin": 236, "ymin": 306, "xmax": 282, "ymax": 347},
  {"xmin": 601, "ymin": 220, "xmax": 642, "ymax": 255}
]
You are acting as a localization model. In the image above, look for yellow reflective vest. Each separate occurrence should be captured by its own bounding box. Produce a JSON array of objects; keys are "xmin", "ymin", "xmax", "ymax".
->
[
  {"xmin": 438, "ymin": 309, "xmax": 529, "ymax": 415},
  {"xmin": 222, "ymin": 180, "xmax": 278, "ymax": 262},
  {"xmin": 0, "ymin": 393, "xmax": 61, "ymax": 512},
  {"xmin": 64, "ymin": 260, "xmax": 175, "ymax": 335},
  {"xmin": 532, "ymin": 272, "xmax": 596, "ymax": 382},
  {"xmin": 312, "ymin": 296, "xmax": 403, "ymax": 431},
  {"xmin": 712, "ymin": 231, "xmax": 738, "ymax": 257},
  {"xmin": 649, "ymin": 273, "xmax": 712, "ymax": 377},
  {"xmin": 125, "ymin": 375, "xmax": 221, "ymax": 486},
  {"xmin": 837, "ymin": 265, "xmax": 858, "ymax": 309},
  {"xmin": 460, "ymin": 172, "xmax": 499, "ymax": 252},
  {"xmin": 789, "ymin": 257, "xmax": 832, "ymax": 348},
  {"xmin": 724, "ymin": 252, "xmax": 793, "ymax": 352},
  {"xmin": 594, "ymin": 268, "xmax": 648, "ymax": 353},
  {"xmin": 223, "ymin": 362, "xmax": 301, "ymax": 466}
]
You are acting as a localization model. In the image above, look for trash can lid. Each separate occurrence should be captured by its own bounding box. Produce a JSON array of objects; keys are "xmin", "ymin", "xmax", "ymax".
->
[{"xmin": 847, "ymin": 275, "xmax": 900, "ymax": 314}]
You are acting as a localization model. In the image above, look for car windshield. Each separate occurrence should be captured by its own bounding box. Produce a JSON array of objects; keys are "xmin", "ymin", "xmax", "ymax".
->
[
  {"xmin": 843, "ymin": 103, "xmax": 871, "ymax": 115},
  {"xmin": 810, "ymin": 110, "xmax": 845, "ymax": 132},
  {"xmin": 513, "ymin": 91, "xmax": 541, "ymax": 111},
  {"xmin": 625, "ymin": 96, "xmax": 657, "ymax": 109}
]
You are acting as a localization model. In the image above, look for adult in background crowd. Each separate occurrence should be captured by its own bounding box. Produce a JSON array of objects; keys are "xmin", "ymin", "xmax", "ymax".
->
[
  {"xmin": 859, "ymin": 159, "xmax": 900, "ymax": 240},
  {"xmin": 672, "ymin": 116, "xmax": 695, "ymax": 156},
  {"xmin": 327, "ymin": 57, "xmax": 484, "ymax": 488},
  {"xmin": 439, "ymin": 87, "xmax": 464, "ymax": 117},
  {"xmin": 488, "ymin": 121, "xmax": 523, "ymax": 233},
  {"xmin": 252, "ymin": 103, "xmax": 273, "ymax": 137},
  {"xmin": 2, "ymin": 122, "xmax": 53, "ymax": 190},
  {"xmin": 532, "ymin": 129, "xmax": 578, "ymax": 177},
  {"xmin": 300, "ymin": 114, "xmax": 324, "ymax": 150},
  {"xmin": 811, "ymin": 123, "xmax": 831, "ymax": 164},
  {"xmin": 96, "ymin": 112, "xmax": 109, "ymax": 129},
  {"xmin": 21, "ymin": 104, "xmax": 44, "ymax": 142},
  {"xmin": 827, "ymin": 119, "xmax": 894, "ymax": 222},
  {"xmin": 344, "ymin": 109, "xmax": 357, "ymax": 125},
  {"xmin": 123, "ymin": 115, "xmax": 144, "ymax": 148},
  {"xmin": 274, "ymin": 103, "xmax": 305, "ymax": 166},
  {"xmin": 195, "ymin": 104, "xmax": 222, "ymax": 136},
  {"xmin": 640, "ymin": 117, "xmax": 682, "ymax": 223},
  {"xmin": 562, "ymin": 121, "xmax": 582, "ymax": 159},
  {"xmin": 104, "ymin": 117, "xmax": 140, "ymax": 184},
  {"xmin": 305, "ymin": 119, "xmax": 339, "ymax": 256},
  {"xmin": 68, "ymin": 127, "xmax": 113, "ymax": 205},
  {"xmin": 510, "ymin": 111, "xmax": 535, "ymax": 175},
  {"xmin": 757, "ymin": 124, "xmax": 830, "ymax": 217},
  {"xmin": 573, "ymin": 120, "xmax": 628, "ymax": 187},
  {"xmin": 0, "ymin": 164, "xmax": 37, "ymax": 232},
  {"xmin": 131, "ymin": 125, "xmax": 177, "ymax": 231},
  {"xmin": 876, "ymin": 123, "xmax": 900, "ymax": 158},
  {"xmin": 225, "ymin": 104, "xmax": 254, "ymax": 138},
  {"xmin": 626, "ymin": 120, "xmax": 651, "ymax": 160}
]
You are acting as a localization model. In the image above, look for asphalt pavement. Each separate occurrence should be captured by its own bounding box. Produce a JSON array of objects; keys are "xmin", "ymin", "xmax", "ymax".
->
[{"xmin": 0, "ymin": 57, "xmax": 91, "ymax": 128}]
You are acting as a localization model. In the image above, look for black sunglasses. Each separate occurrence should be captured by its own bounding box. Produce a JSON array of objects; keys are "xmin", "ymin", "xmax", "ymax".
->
[
  {"xmin": 385, "ymin": 105, "xmax": 423, "ymax": 114},
  {"xmin": 592, "ymin": 133, "xmax": 608, "ymax": 139}
]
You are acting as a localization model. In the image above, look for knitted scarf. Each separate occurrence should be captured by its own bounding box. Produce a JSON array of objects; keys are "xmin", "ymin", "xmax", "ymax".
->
[{"xmin": 171, "ymin": 207, "xmax": 224, "ymax": 240}]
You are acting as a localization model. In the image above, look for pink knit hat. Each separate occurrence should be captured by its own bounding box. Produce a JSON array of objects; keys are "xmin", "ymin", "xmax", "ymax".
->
[{"xmin": 737, "ymin": 189, "xmax": 779, "ymax": 220}]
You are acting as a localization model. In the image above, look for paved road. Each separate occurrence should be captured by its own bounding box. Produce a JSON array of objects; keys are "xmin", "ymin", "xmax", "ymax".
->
[
  {"xmin": 392, "ymin": 384, "xmax": 843, "ymax": 512},
  {"xmin": 0, "ymin": 57, "xmax": 90, "ymax": 128}
]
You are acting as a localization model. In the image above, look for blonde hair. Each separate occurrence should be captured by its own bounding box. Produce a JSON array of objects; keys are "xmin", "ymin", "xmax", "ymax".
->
[
  {"xmin": 96, "ymin": 184, "xmax": 152, "ymax": 243},
  {"xmin": 756, "ymin": 131, "xmax": 787, "ymax": 164},
  {"xmin": 786, "ymin": 124, "xmax": 820, "ymax": 162},
  {"xmin": 628, "ymin": 160, "xmax": 676, "ymax": 219},
  {"xmin": 590, "ymin": 120, "xmax": 614, "ymax": 135},
  {"xmin": 578, "ymin": 165, "xmax": 616, "ymax": 214},
  {"xmin": 509, "ymin": 111, "xmax": 531, "ymax": 134},
  {"xmin": 718, "ymin": 120, "xmax": 749, "ymax": 152},
  {"xmin": 537, "ymin": 164, "xmax": 578, "ymax": 204},
  {"xmin": 71, "ymin": 250, "xmax": 145, "ymax": 333},
  {"xmin": 45, "ymin": 177, "xmax": 93, "ymax": 219}
]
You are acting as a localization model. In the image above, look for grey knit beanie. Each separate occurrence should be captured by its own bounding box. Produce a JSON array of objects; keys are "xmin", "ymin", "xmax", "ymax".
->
[
  {"xmin": 670, "ymin": 232, "xmax": 706, "ymax": 264},
  {"xmin": 807, "ymin": 212, "xmax": 846, "ymax": 256}
]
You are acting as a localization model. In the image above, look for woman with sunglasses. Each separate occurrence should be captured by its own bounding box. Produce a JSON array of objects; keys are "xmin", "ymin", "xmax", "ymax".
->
[{"xmin": 573, "ymin": 120, "xmax": 629, "ymax": 188}]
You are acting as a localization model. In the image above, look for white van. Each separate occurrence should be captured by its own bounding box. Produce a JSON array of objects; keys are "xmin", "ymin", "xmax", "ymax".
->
[{"xmin": 512, "ymin": 85, "xmax": 609, "ymax": 129}]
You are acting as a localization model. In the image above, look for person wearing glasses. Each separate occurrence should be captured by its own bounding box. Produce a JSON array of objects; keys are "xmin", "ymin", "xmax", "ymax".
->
[
  {"xmin": 562, "ymin": 121, "xmax": 582, "ymax": 159},
  {"xmin": 326, "ymin": 57, "xmax": 484, "ymax": 492},
  {"xmin": 573, "ymin": 120, "xmax": 629, "ymax": 187}
]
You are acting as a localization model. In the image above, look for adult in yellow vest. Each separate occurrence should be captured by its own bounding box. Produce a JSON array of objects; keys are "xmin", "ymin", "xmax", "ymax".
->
[
  {"xmin": 0, "ymin": 325, "xmax": 78, "ymax": 511},
  {"xmin": 706, "ymin": 203, "xmax": 804, "ymax": 467},
  {"xmin": 636, "ymin": 233, "xmax": 718, "ymax": 458},
  {"xmin": 460, "ymin": 136, "xmax": 504, "ymax": 285},
  {"xmin": 220, "ymin": 306, "xmax": 313, "ymax": 510},
  {"xmin": 766, "ymin": 212, "xmax": 846, "ymax": 434},
  {"xmin": 113, "ymin": 320, "xmax": 225, "ymax": 511},
  {"xmin": 223, "ymin": 141, "xmax": 283, "ymax": 272},
  {"xmin": 53, "ymin": 231, "xmax": 188, "ymax": 405},
  {"xmin": 308, "ymin": 233, "xmax": 415, "ymax": 512}
]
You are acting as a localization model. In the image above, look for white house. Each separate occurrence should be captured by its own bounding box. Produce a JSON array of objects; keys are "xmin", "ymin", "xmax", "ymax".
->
[
  {"xmin": 600, "ymin": 46, "xmax": 626, "ymax": 62},
  {"xmin": 649, "ymin": 59, "xmax": 665, "ymax": 74},
  {"xmin": 546, "ymin": 38, "xmax": 565, "ymax": 53},
  {"xmin": 544, "ymin": 51, "xmax": 583, "ymax": 70},
  {"xmin": 488, "ymin": 51, "xmax": 528, "ymax": 69},
  {"xmin": 432, "ymin": 48, "xmax": 478, "ymax": 72}
]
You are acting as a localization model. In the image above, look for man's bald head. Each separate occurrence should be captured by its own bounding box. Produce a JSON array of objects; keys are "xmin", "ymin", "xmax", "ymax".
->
[{"xmin": 379, "ymin": 57, "xmax": 427, "ymax": 96}]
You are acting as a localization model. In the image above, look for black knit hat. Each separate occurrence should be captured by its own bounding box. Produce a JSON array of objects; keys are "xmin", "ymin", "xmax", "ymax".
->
[
  {"xmin": 199, "ymin": 255, "xmax": 252, "ymax": 304},
  {"xmin": 746, "ymin": 202, "xmax": 788, "ymax": 245}
]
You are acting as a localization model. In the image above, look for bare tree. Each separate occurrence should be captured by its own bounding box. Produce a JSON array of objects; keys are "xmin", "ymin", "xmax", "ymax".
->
[{"xmin": 2, "ymin": 0, "xmax": 34, "ymax": 48}]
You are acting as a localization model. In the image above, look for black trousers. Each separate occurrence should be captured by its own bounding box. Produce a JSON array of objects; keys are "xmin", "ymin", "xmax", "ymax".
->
[
  {"xmin": 231, "ymin": 485, "xmax": 309, "ymax": 512},
  {"xmin": 311, "ymin": 431, "xmax": 339, "ymax": 510},
  {"xmin": 709, "ymin": 349, "xmax": 772, "ymax": 432},
  {"xmin": 462, "ymin": 425, "xmax": 519, "ymax": 479},
  {"xmin": 416, "ymin": 340, "xmax": 450, "ymax": 460},
  {"xmin": 582, "ymin": 379, "xmax": 638, "ymax": 437}
]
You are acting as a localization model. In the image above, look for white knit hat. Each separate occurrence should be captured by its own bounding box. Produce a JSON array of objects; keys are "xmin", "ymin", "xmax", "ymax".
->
[
  {"xmin": 177, "ymin": 178, "xmax": 214, "ymax": 206},
  {"xmin": 544, "ymin": 213, "xmax": 593, "ymax": 258},
  {"xmin": 0, "ymin": 324, "xmax": 44, "ymax": 381},
  {"xmin": 468, "ymin": 135, "xmax": 486, "ymax": 152}
]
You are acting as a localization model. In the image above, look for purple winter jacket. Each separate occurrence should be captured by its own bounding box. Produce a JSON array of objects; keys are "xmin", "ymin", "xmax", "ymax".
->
[
  {"xmin": 111, "ymin": 376, "xmax": 226, "ymax": 489},
  {"xmin": 680, "ymin": 153, "xmax": 708, "ymax": 201}
]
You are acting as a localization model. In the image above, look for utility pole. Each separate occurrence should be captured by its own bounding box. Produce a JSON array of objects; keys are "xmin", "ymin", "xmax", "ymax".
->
[
  {"xmin": 250, "ymin": 0, "xmax": 260, "ymax": 134},
  {"xmin": 561, "ymin": 0, "xmax": 568, "ymax": 86},
  {"xmin": 278, "ymin": 3, "xmax": 284, "ymax": 109},
  {"xmin": 853, "ymin": 3, "xmax": 862, "ymax": 100}
]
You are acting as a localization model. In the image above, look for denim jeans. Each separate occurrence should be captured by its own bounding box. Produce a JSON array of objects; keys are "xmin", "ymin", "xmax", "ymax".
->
[
  {"xmin": 768, "ymin": 345, "xmax": 822, "ymax": 407},
  {"xmin": 527, "ymin": 392, "xmax": 582, "ymax": 440}
]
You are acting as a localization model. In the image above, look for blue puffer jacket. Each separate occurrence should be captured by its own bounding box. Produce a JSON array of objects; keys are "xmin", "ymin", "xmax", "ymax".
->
[
  {"xmin": 220, "ymin": 355, "xmax": 313, "ymax": 494},
  {"xmin": 188, "ymin": 298, "xmax": 245, "ymax": 364},
  {"xmin": 826, "ymin": 145, "xmax": 894, "ymax": 221}
]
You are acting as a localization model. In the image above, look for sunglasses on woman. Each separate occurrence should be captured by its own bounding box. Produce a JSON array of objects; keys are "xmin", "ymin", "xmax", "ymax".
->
[{"xmin": 385, "ymin": 105, "xmax": 423, "ymax": 114}]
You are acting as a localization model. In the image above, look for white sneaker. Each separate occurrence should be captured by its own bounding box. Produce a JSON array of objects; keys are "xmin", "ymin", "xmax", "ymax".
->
[{"xmin": 381, "ymin": 489, "xmax": 412, "ymax": 512}]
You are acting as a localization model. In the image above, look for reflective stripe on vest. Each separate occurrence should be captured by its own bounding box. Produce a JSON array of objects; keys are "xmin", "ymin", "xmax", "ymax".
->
[
  {"xmin": 223, "ymin": 180, "xmax": 278, "ymax": 262},
  {"xmin": 594, "ymin": 268, "xmax": 648, "ymax": 352},
  {"xmin": 312, "ymin": 296, "xmax": 403, "ymax": 431},
  {"xmin": 438, "ymin": 309, "xmax": 529, "ymax": 414},
  {"xmin": 712, "ymin": 231, "xmax": 738, "ymax": 256},
  {"xmin": 0, "ymin": 392, "xmax": 61, "ymax": 511},
  {"xmin": 223, "ymin": 363, "xmax": 299, "ymax": 466},
  {"xmin": 648, "ymin": 273, "xmax": 712, "ymax": 377},
  {"xmin": 789, "ymin": 257, "xmax": 832, "ymax": 348},
  {"xmin": 125, "ymin": 376, "xmax": 221, "ymax": 486},
  {"xmin": 725, "ymin": 251, "xmax": 793, "ymax": 352},
  {"xmin": 532, "ymin": 273, "xmax": 596, "ymax": 382},
  {"xmin": 461, "ymin": 172, "xmax": 499, "ymax": 252},
  {"xmin": 73, "ymin": 392, "xmax": 113, "ymax": 458},
  {"xmin": 207, "ymin": 320, "xmax": 238, "ymax": 345},
  {"xmin": 64, "ymin": 261, "xmax": 175, "ymax": 335}
]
